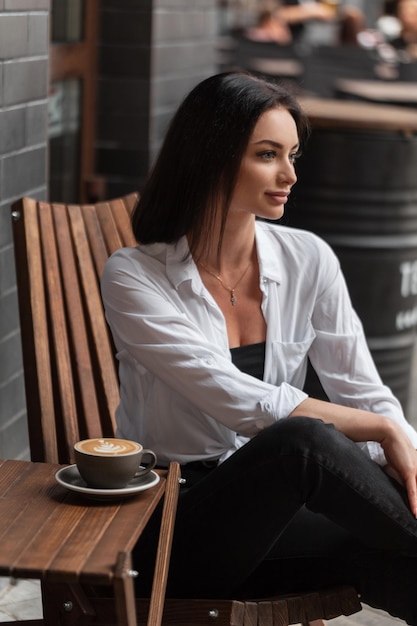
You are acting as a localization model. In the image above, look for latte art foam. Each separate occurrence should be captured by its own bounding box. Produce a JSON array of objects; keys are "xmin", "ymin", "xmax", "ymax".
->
[
  {"xmin": 94, "ymin": 440, "xmax": 129, "ymax": 453},
  {"xmin": 75, "ymin": 438, "xmax": 140, "ymax": 456}
]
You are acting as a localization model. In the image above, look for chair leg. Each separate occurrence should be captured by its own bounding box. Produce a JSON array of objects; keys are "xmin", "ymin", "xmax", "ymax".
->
[{"xmin": 146, "ymin": 462, "xmax": 181, "ymax": 626}]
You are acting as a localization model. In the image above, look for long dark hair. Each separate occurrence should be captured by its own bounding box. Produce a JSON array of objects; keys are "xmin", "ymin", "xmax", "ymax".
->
[{"xmin": 132, "ymin": 71, "xmax": 309, "ymax": 260}]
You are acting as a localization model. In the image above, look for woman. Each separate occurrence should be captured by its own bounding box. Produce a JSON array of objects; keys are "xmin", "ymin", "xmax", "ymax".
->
[{"xmin": 101, "ymin": 72, "xmax": 417, "ymax": 624}]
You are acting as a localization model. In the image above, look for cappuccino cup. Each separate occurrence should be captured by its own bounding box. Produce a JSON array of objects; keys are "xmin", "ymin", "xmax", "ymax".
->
[{"xmin": 74, "ymin": 438, "xmax": 157, "ymax": 489}]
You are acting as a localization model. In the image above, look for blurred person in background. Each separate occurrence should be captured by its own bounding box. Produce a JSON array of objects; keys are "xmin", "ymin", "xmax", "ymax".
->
[
  {"xmin": 245, "ymin": 5, "xmax": 293, "ymax": 44},
  {"xmin": 275, "ymin": 0, "xmax": 366, "ymax": 45}
]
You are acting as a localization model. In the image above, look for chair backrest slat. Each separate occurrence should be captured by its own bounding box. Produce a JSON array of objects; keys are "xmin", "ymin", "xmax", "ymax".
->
[
  {"xmin": 52, "ymin": 202, "xmax": 101, "ymax": 447},
  {"xmin": 67, "ymin": 204, "xmax": 119, "ymax": 435},
  {"xmin": 103, "ymin": 195, "xmax": 138, "ymax": 248},
  {"xmin": 11, "ymin": 193, "xmax": 138, "ymax": 464},
  {"xmin": 13, "ymin": 198, "xmax": 59, "ymax": 462},
  {"xmin": 82, "ymin": 204, "xmax": 114, "ymax": 279},
  {"xmin": 38, "ymin": 202, "xmax": 80, "ymax": 461}
]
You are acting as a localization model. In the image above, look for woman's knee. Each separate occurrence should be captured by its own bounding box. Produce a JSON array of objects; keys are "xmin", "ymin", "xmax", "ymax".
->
[
  {"xmin": 257, "ymin": 416, "xmax": 344, "ymax": 458},
  {"xmin": 265, "ymin": 414, "xmax": 333, "ymax": 440}
]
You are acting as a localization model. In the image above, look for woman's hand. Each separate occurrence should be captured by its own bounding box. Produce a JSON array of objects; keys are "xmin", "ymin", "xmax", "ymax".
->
[{"xmin": 380, "ymin": 426, "xmax": 417, "ymax": 517}]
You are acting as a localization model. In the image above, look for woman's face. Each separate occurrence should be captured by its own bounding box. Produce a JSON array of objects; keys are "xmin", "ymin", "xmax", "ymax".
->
[{"xmin": 229, "ymin": 106, "xmax": 299, "ymax": 222}]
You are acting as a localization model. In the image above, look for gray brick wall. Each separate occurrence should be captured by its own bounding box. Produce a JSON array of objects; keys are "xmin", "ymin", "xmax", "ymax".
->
[
  {"xmin": 150, "ymin": 0, "xmax": 217, "ymax": 160},
  {"xmin": 97, "ymin": 0, "xmax": 217, "ymax": 199},
  {"xmin": 0, "ymin": 2, "xmax": 49, "ymax": 460}
]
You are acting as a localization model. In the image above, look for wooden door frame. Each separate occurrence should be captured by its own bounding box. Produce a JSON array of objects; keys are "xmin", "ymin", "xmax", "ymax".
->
[{"xmin": 49, "ymin": 0, "xmax": 99, "ymax": 202}]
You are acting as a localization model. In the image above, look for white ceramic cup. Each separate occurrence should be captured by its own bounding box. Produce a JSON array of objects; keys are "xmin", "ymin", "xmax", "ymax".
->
[{"xmin": 74, "ymin": 438, "xmax": 157, "ymax": 489}]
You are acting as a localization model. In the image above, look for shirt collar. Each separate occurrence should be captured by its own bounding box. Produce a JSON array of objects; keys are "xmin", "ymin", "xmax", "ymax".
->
[
  {"xmin": 255, "ymin": 222, "xmax": 282, "ymax": 285},
  {"xmin": 166, "ymin": 237, "xmax": 196, "ymax": 289},
  {"xmin": 164, "ymin": 222, "xmax": 283, "ymax": 289}
]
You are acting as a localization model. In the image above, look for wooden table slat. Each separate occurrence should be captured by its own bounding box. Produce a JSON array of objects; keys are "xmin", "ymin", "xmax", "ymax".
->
[
  {"xmin": 16, "ymin": 495, "xmax": 119, "ymax": 581},
  {"xmin": 0, "ymin": 460, "xmax": 56, "ymax": 498},
  {"xmin": 4, "ymin": 494, "xmax": 89, "ymax": 577},
  {"xmin": 79, "ymin": 474, "xmax": 166, "ymax": 585},
  {"xmin": 0, "ymin": 462, "xmax": 69, "ymax": 576},
  {"xmin": 0, "ymin": 474, "xmax": 61, "ymax": 548}
]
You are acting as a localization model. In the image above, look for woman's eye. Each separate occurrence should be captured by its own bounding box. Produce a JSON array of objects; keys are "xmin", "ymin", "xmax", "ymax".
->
[
  {"xmin": 290, "ymin": 151, "xmax": 301, "ymax": 164},
  {"xmin": 258, "ymin": 150, "xmax": 276, "ymax": 161}
]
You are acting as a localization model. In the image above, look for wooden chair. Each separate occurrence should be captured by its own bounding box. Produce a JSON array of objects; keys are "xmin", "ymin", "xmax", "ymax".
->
[{"xmin": 10, "ymin": 195, "xmax": 362, "ymax": 626}]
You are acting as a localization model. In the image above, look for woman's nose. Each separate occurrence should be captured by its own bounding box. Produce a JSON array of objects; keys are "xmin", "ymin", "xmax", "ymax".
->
[{"xmin": 278, "ymin": 161, "xmax": 297, "ymax": 185}]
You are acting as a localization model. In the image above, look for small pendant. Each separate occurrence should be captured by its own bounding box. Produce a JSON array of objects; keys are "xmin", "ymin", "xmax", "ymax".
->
[{"xmin": 230, "ymin": 290, "xmax": 237, "ymax": 306}]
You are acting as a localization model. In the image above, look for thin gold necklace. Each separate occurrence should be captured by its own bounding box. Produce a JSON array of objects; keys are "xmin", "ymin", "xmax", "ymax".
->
[{"xmin": 200, "ymin": 261, "xmax": 251, "ymax": 306}]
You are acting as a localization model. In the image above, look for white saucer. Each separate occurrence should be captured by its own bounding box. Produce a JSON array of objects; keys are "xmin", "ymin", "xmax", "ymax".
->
[{"xmin": 55, "ymin": 465, "xmax": 160, "ymax": 501}]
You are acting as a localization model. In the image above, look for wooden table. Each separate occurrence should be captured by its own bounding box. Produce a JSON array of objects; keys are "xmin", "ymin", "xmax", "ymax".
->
[
  {"xmin": 247, "ymin": 57, "xmax": 304, "ymax": 79},
  {"xmin": 299, "ymin": 95, "xmax": 417, "ymax": 130},
  {"xmin": 0, "ymin": 458, "xmax": 180, "ymax": 626},
  {"xmin": 334, "ymin": 78, "xmax": 417, "ymax": 107}
]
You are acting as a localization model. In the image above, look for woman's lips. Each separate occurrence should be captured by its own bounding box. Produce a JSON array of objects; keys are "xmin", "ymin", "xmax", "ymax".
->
[{"xmin": 265, "ymin": 191, "xmax": 289, "ymax": 204}]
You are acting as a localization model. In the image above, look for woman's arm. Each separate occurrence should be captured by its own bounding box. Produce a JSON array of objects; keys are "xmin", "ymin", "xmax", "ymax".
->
[
  {"xmin": 290, "ymin": 397, "xmax": 417, "ymax": 516},
  {"xmin": 276, "ymin": 2, "xmax": 335, "ymax": 24},
  {"xmin": 301, "ymin": 232, "xmax": 417, "ymax": 462}
]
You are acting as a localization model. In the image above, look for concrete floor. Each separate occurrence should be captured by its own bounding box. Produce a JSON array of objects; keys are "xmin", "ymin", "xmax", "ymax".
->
[{"xmin": 0, "ymin": 579, "xmax": 42, "ymax": 622}]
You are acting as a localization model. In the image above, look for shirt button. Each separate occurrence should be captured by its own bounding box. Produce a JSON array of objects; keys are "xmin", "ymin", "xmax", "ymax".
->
[
  {"xmin": 264, "ymin": 401, "xmax": 272, "ymax": 411},
  {"xmin": 204, "ymin": 356, "xmax": 214, "ymax": 365}
]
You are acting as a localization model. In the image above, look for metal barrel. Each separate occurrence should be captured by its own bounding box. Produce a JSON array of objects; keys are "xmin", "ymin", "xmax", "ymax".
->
[{"xmin": 290, "ymin": 98, "xmax": 417, "ymax": 410}]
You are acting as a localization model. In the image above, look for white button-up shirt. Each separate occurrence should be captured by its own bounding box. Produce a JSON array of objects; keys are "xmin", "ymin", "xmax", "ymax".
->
[{"xmin": 101, "ymin": 221, "xmax": 417, "ymax": 467}]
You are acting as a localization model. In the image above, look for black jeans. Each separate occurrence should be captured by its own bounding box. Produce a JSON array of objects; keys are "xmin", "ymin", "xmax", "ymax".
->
[{"xmin": 133, "ymin": 417, "xmax": 417, "ymax": 624}]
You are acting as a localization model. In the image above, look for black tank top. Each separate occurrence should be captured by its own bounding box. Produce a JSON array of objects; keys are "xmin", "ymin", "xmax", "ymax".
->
[{"xmin": 230, "ymin": 341, "xmax": 266, "ymax": 381}]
